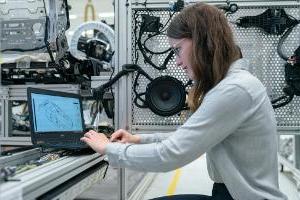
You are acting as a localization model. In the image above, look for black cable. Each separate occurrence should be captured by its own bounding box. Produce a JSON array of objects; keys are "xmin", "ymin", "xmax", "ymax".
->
[
  {"xmin": 159, "ymin": 10, "xmax": 176, "ymax": 32},
  {"xmin": 143, "ymin": 33, "xmax": 171, "ymax": 54},
  {"xmin": 93, "ymin": 64, "xmax": 147, "ymax": 99},
  {"xmin": 135, "ymin": 11, "xmax": 175, "ymax": 70},
  {"xmin": 273, "ymin": 17, "xmax": 300, "ymax": 108},
  {"xmin": 271, "ymin": 94, "xmax": 294, "ymax": 109},
  {"xmin": 133, "ymin": 73, "xmax": 148, "ymax": 108},
  {"xmin": 64, "ymin": 0, "xmax": 71, "ymax": 30},
  {"xmin": 271, "ymin": 95, "xmax": 288, "ymax": 104},
  {"xmin": 143, "ymin": 0, "xmax": 148, "ymax": 7},
  {"xmin": 184, "ymin": 79, "xmax": 193, "ymax": 88},
  {"xmin": 93, "ymin": 64, "xmax": 153, "ymax": 112},
  {"xmin": 137, "ymin": 28, "xmax": 173, "ymax": 70},
  {"xmin": 287, "ymin": 14, "xmax": 299, "ymax": 22},
  {"xmin": 108, "ymin": 62, "xmax": 115, "ymax": 126},
  {"xmin": 133, "ymin": 11, "xmax": 141, "ymax": 64},
  {"xmin": 277, "ymin": 26, "xmax": 297, "ymax": 61},
  {"xmin": 90, "ymin": 101, "xmax": 101, "ymax": 126}
]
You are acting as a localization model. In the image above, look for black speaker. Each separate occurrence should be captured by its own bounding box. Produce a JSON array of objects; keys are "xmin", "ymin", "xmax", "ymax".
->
[
  {"xmin": 93, "ymin": 64, "xmax": 189, "ymax": 117},
  {"xmin": 145, "ymin": 76, "xmax": 186, "ymax": 116}
]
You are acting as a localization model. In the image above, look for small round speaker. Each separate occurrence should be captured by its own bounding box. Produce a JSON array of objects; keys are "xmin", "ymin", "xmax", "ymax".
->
[{"xmin": 145, "ymin": 76, "xmax": 186, "ymax": 116}]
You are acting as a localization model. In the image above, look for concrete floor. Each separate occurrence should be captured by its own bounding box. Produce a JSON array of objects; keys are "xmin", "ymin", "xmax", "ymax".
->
[
  {"xmin": 142, "ymin": 155, "xmax": 300, "ymax": 200},
  {"xmin": 76, "ymin": 155, "xmax": 299, "ymax": 200},
  {"xmin": 76, "ymin": 168, "xmax": 146, "ymax": 200}
]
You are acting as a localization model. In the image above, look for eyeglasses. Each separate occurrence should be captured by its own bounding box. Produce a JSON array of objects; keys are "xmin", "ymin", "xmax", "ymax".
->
[
  {"xmin": 171, "ymin": 39, "xmax": 185, "ymax": 57},
  {"xmin": 172, "ymin": 46, "xmax": 181, "ymax": 57}
]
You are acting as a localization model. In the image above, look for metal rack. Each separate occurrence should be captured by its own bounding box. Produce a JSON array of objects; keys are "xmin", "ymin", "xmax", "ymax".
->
[
  {"xmin": 0, "ymin": 82, "xmax": 111, "ymax": 200},
  {"xmin": 0, "ymin": 84, "xmax": 85, "ymax": 150},
  {"xmin": 0, "ymin": 148, "xmax": 108, "ymax": 200}
]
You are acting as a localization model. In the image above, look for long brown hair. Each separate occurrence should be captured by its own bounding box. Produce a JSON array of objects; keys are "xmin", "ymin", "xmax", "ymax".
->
[{"xmin": 167, "ymin": 3, "xmax": 240, "ymax": 112}]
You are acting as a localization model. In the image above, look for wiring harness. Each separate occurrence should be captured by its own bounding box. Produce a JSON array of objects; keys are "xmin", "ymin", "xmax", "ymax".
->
[{"xmin": 236, "ymin": 8, "xmax": 300, "ymax": 109}]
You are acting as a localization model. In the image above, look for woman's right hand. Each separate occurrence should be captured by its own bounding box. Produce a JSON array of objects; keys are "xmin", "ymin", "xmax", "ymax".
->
[{"xmin": 110, "ymin": 129, "xmax": 141, "ymax": 144}]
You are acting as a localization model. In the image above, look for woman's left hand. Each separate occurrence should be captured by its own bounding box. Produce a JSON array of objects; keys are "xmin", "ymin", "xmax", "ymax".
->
[{"xmin": 80, "ymin": 130, "xmax": 110, "ymax": 154}]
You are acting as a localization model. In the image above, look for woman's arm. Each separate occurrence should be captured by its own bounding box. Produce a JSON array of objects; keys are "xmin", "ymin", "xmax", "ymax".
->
[{"xmin": 105, "ymin": 84, "xmax": 253, "ymax": 172}]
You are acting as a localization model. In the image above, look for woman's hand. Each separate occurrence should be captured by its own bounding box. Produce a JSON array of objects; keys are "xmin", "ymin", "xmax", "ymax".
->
[
  {"xmin": 110, "ymin": 129, "xmax": 141, "ymax": 144},
  {"xmin": 80, "ymin": 130, "xmax": 109, "ymax": 154}
]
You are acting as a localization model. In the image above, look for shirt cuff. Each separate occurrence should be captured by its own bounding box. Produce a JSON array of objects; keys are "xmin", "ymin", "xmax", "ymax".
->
[{"xmin": 105, "ymin": 142, "xmax": 125, "ymax": 167}]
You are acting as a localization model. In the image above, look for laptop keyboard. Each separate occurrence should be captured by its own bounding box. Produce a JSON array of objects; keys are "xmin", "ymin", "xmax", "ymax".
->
[{"xmin": 46, "ymin": 138, "xmax": 87, "ymax": 149}]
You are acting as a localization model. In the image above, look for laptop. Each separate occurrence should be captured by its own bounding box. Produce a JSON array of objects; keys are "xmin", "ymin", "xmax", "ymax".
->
[{"xmin": 27, "ymin": 87, "xmax": 89, "ymax": 150}]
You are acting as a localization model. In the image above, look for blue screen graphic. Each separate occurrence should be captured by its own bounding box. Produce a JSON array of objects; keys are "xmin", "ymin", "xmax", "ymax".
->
[{"xmin": 31, "ymin": 93, "xmax": 83, "ymax": 132}]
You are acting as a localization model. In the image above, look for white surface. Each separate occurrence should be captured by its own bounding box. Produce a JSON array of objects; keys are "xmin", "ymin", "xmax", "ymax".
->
[
  {"xmin": 279, "ymin": 171, "xmax": 300, "ymax": 200},
  {"xmin": 142, "ymin": 155, "xmax": 299, "ymax": 200},
  {"xmin": 142, "ymin": 155, "xmax": 212, "ymax": 199},
  {"xmin": 0, "ymin": 186, "xmax": 23, "ymax": 200}
]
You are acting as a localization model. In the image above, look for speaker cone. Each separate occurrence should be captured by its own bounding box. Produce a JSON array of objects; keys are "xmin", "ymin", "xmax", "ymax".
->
[{"xmin": 146, "ymin": 76, "xmax": 186, "ymax": 116}]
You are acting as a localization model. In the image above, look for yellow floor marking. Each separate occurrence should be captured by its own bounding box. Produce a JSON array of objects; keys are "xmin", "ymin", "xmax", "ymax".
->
[{"xmin": 166, "ymin": 169, "xmax": 182, "ymax": 196}]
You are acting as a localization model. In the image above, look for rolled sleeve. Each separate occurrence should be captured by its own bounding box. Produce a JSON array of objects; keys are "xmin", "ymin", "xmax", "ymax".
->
[
  {"xmin": 105, "ymin": 142, "xmax": 173, "ymax": 172},
  {"xmin": 139, "ymin": 132, "xmax": 173, "ymax": 144}
]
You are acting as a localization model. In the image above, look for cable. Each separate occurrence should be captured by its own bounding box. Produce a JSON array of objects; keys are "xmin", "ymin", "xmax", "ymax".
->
[
  {"xmin": 108, "ymin": 61, "xmax": 115, "ymax": 125},
  {"xmin": 272, "ymin": 94, "xmax": 294, "ymax": 109},
  {"xmin": 277, "ymin": 27, "xmax": 294, "ymax": 61},
  {"xmin": 277, "ymin": 22, "xmax": 299, "ymax": 61},
  {"xmin": 64, "ymin": 0, "xmax": 71, "ymax": 30},
  {"xmin": 133, "ymin": 72, "xmax": 148, "ymax": 108},
  {"xmin": 143, "ymin": 33, "xmax": 171, "ymax": 54},
  {"xmin": 159, "ymin": 10, "xmax": 176, "ymax": 32},
  {"xmin": 133, "ymin": 10, "xmax": 141, "ymax": 64},
  {"xmin": 134, "ymin": 11, "xmax": 175, "ymax": 70},
  {"xmin": 137, "ymin": 29, "xmax": 173, "ymax": 70}
]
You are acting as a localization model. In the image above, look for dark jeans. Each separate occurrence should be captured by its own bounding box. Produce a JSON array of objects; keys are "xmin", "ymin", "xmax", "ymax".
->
[{"xmin": 149, "ymin": 183, "xmax": 234, "ymax": 200}]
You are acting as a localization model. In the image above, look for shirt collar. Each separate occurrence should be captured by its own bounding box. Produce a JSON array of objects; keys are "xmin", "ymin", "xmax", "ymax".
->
[{"xmin": 227, "ymin": 58, "xmax": 250, "ymax": 74}]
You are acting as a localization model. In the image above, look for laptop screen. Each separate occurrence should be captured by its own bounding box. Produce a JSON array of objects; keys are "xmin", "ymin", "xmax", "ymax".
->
[
  {"xmin": 30, "ymin": 93, "xmax": 84, "ymax": 133},
  {"xmin": 27, "ymin": 87, "xmax": 88, "ymax": 149}
]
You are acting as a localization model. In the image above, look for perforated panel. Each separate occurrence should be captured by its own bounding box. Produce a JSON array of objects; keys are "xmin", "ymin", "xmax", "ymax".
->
[
  {"xmin": 131, "ymin": 9, "xmax": 189, "ymax": 127},
  {"xmin": 227, "ymin": 5, "xmax": 300, "ymax": 129},
  {"xmin": 131, "ymin": 4, "xmax": 300, "ymax": 130}
]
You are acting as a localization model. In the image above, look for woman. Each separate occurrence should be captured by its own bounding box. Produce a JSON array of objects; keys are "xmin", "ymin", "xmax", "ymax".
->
[{"xmin": 81, "ymin": 3, "xmax": 287, "ymax": 200}]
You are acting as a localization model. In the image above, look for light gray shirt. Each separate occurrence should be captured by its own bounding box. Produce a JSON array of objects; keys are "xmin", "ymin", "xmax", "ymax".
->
[{"xmin": 106, "ymin": 59, "xmax": 287, "ymax": 200}]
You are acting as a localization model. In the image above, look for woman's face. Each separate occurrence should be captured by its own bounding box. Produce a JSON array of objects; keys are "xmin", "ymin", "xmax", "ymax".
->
[{"xmin": 169, "ymin": 37, "xmax": 195, "ymax": 80}]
